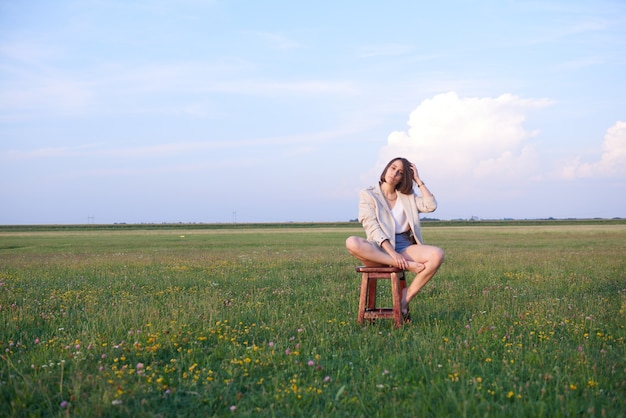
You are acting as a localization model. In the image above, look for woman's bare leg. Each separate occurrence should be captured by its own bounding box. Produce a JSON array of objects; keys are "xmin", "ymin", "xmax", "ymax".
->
[
  {"xmin": 401, "ymin": 244, "xmax": 444, "ymax": 304},
  {"xmin": 345, "ymin": 236, "xmax": 425, "ymax": 273}
]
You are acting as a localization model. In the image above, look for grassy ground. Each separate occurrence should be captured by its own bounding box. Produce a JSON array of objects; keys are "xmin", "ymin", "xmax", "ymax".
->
[{"xmin": 0, "ymin": 222, "xmax": 624, "ymax": 417}]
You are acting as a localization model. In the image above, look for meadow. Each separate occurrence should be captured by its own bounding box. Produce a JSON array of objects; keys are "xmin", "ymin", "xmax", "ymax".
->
[{"xmin": 0, "ymin": 221, "xmax": 624, "ymax": 417}]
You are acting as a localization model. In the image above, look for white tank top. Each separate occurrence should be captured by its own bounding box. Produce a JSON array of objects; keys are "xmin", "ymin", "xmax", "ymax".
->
[{"xmin": 391, "ymin": 198, "xmax": 409, "ymax": 233}]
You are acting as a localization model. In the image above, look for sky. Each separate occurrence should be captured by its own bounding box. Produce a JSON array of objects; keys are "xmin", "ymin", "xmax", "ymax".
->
[{"xmin": 1, "ymin": 0, "xmax": 625, "ymax": 224}]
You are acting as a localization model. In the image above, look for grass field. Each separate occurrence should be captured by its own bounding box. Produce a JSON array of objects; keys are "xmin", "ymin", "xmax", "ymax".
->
[{"xmin": 1, "ymin": 222, "xmax": 625, "ymax": 417}]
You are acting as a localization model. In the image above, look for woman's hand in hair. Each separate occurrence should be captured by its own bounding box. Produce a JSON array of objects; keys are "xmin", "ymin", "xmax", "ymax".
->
[{"xmin": 410, "ymin": 163, "xmax": 421, "ymax": 183}]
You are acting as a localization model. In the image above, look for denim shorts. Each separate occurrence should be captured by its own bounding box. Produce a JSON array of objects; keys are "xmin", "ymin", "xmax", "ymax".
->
[{"xmin": 395, "ymin": 232, "xmax": 414, "ymax": 253}]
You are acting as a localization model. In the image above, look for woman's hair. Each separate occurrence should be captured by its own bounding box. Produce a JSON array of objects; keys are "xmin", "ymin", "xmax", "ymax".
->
[{"xmin": 379, "ymin": 157, "xmax": 414, "ymax": 194}]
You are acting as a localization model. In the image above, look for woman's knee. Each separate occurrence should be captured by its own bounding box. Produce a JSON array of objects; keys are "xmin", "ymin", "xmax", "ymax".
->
[
  {"xmin": 433, "ymin": 246, "xmax": 445, "ymax": 265},
  {"xmin": 345, "ymin": 236, "xmax": 360, "ymax": 253},
  {"xmin": 425, "ymin": 245, "xmax": 444, "ymax": 266}
]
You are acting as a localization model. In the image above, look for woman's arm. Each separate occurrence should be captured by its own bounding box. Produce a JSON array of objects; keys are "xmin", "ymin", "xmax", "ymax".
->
[
  {"xmin": 358, "ymin": 189, "xmax": 389, "ymax": 246},
  {"xmin": 410, "ymin": 163, "xmax": 437, "ymax": 213}
]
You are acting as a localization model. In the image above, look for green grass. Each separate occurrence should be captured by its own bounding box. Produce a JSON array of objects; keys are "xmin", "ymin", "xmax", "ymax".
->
[{"xmin": 1, "ymin": 223, "xmax": 625, "ymax": 417}]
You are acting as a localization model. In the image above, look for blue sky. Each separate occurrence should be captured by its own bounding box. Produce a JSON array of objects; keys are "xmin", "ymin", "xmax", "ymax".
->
[{"xmin": 1, "ymin": 0, "xmax": 625, "ymax": 224}]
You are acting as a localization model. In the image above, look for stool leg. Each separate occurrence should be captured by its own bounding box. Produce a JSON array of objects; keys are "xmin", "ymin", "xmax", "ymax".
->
[
  {"xmin": 357, "ymin": 272, "xmax": 368, "ymax": 324},
  {"xmin": 400, "ymin": 276, "xmax": 406, "ymax": 308},
  {"xmin": 367, "ymin": 278, "xmax": 377, "ymax": 310},
  {"xmin": 391, "ymin": 272, "xmax": 402, "ymax": 328}
]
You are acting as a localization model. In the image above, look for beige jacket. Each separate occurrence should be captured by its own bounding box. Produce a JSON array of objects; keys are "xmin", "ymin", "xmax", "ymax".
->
[{"xmin": 358, "ymin": 183, "xmax": 437, "ymax": 248}]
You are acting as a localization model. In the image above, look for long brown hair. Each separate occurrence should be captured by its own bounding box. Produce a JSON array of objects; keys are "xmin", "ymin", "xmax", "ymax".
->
[{"xmin": 379, "ymin": 157, "xmax": 413, "ymax": 194}]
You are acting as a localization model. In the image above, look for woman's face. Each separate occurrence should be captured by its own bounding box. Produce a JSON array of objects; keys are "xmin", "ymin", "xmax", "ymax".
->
[{"xmin": 384, "ymin": 159, "xmax": 405, "ymax": 187}]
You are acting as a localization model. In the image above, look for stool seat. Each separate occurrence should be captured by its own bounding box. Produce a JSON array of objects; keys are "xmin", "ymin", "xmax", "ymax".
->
[{"xmin": 356, "ymin": 266, "xmax": 407, "ymax": 328}]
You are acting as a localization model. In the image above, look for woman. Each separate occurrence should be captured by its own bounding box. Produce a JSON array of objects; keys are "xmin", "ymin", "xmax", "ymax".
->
[{"xmin": 345, "ymin": 157, "xmax": 444, "ymax": 317}]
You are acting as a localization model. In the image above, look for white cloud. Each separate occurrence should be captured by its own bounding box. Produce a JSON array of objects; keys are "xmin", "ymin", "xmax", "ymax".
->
[
  {"xmin": 376, "ymin": 92, "xmax": 551, "ymax": 186},
  {"xmin": 559, "ymin": 121, "xmax": 626, "ymax": 179}
]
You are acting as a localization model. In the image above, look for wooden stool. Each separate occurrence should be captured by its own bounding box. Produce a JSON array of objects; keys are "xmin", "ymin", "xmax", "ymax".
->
[{"xmin": 356, "ymin": 266, "xmax": 407, "ymax": 328}]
